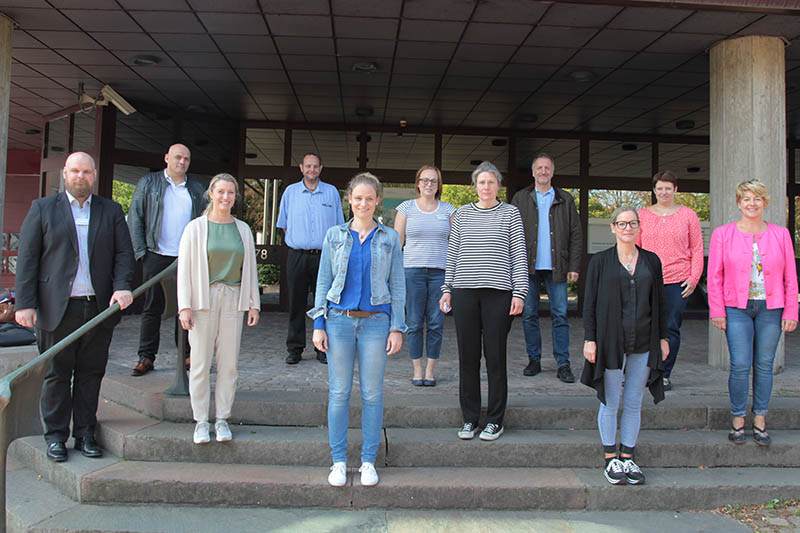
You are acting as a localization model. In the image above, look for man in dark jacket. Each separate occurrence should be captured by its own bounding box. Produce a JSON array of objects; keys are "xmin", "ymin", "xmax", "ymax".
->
[
  {"xmin": 15, "ymin": 152, "xmax": 135, "ymax": 461},
  {"xmin": 127, "ymin": 143, "xmax": 206, "ymax": 376},
  {"xmin": 511, "ymin": 153, "xmax": 583, "ymax": 383}
]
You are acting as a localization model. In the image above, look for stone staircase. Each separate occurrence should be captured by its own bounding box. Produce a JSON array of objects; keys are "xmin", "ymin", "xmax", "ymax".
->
[{"xmin": 7, "ymin": 373, "xmax": 800, "ymax": 531}]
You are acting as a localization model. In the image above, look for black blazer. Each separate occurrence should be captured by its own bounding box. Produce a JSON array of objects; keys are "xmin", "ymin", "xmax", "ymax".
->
[
  {"xmin": 15, "ymin": 192, "xmax": 135, "ymax": 333},
  {"xmin": 580, "ymin": 245, "xmax": 667, "ymax": 404}
]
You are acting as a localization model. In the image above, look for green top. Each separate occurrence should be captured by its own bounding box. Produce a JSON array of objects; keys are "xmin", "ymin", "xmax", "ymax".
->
[{"xmin": 207, "ymin": 221, "xmax": 244, "ymax": 285}]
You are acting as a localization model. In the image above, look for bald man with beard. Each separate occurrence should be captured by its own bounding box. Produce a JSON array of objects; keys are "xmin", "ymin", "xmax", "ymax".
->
[
  {"xmin": 128, "ymin": 143, "xmax": 207, "ymax": 376},
  {"xmin": 15, "ymin": 152, "xmax": 135, "ymax": 461}
]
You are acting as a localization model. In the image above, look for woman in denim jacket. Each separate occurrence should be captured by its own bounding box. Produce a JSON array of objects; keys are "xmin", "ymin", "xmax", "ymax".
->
[{"xmin": 308, "ymin": 172, "xmax": 406, "ymax": 488}]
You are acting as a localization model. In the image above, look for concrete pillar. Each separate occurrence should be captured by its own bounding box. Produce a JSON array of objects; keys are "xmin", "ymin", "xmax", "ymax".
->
[
  {"xmin": 709, "ymin": 35, "xmax": 787, "ymax": 371},
  {"xmin": 0, "ymin": 13, "xmax": 13, "ymax": 241}
]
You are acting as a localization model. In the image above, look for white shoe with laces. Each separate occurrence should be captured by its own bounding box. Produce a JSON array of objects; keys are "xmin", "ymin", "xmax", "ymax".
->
[
  {"xmin": 193, "ymin": 422, "xmax": 210, "ymax": 444},
  {"xmin": 328, "ymin": 462, "xmax": 347, "ymax": 487},
  {"xmin": 215, "ymin": 419, "xmax": 232, "ymax": 442},
  {"xmin": 359, "ymin": 462, "xmax": 379, "ymax": 486}
]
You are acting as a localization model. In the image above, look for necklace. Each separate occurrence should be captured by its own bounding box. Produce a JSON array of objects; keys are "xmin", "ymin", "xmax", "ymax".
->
[{"xmin": 619, "ymin": 250, "xmax": 638, "ymax": 273}]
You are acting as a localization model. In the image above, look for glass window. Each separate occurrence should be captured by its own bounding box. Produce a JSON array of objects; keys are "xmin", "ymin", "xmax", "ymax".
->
[
  {"xmin": 366, "ymin": 132, "xmax": 435, "ymax": 170},
  {"xmin": 72, "ymin": 108, "xmax": 96, "ymax": 153},
  {"xmin": 589, "ymin": 141, "xmax": 652, "ymax": 178},
  {"xmin": 45, "ymin": 117, "xmax": 68, "ymax": 158},
  {"xmin": 112, "ymin": 164, "xmax": 149, "ymax": 215},
  {"xmin": 245, "ymin": 128, "xmax": 285, "ymax": 166},
  {"xmin": 658, "ymin": 143, "xmax": 709, "ymax": 182},
  {"xmin": 115, "ymin": 110, "xmax": 175, "ymax": 153},
  {"xmin": 181, "ymin": 118, "xmax": 236, "ymax": 165},
  {"xmin": 291, "ymin": 130, "xmax": 359, "ymax": 168},
  {"xmin": 515, "ymin": 138, "xmax": 580, "ymax": 176},
  {"xmin": 43, "ymin": 170, "xmax": 61, "ymax": 197},
  {"xmin": 587, "ymin": 188, "xmax": 650, "ymax": 253},
  {"xmin": 442, "ymin": 135, "xmax": 509, "ymax": 173},
  {"xmin": 795, "ymin": 197, "xmax": 800, "ymax": 257}
]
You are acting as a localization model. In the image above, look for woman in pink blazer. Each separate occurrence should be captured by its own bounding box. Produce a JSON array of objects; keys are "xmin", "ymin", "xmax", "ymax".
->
[{"xmin": 708, "ymin": 179, "xmax": 798, "ymax": 446}]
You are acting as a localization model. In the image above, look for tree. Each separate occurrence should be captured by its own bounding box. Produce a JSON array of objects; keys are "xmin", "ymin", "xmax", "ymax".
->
[
  {"xmin": 441, "ymin": 184, "xmax": 507, "ymax": 208},
  {"xmin": 112, "ymin": 181, "xmax": 135, "ymax": 215}
]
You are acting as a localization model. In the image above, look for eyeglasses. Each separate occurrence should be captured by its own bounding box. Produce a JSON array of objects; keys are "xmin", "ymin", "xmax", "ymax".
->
[
  {"xmin": 419, "ymin": 178, "xmax": 437, "ymax": 185},
  {"xmin": 613, "ymin": 220, "xmax": 640, "ymax": 229}
]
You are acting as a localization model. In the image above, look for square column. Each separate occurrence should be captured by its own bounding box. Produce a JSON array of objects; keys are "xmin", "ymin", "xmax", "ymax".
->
[
  {"xmin": 0, "ymin": 13, "xmax": 13, "ymax": 239},
  {"xmin": 709, "ymin": 35, "xmax": 787, "ymax": 371}
]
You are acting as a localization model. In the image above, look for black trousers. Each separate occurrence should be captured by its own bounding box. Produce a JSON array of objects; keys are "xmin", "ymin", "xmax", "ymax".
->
[
  {"xmin": 286, "ymin": 248, "xmax": 322, "ymax": 354},
  {"xmin": 39, "ymin": 298, "xmax": 114, "ymax": 444},
  {"xmin": 137, "ymin": 251, "xmax": 185, "ymax": 361},
  {"xmin": 452, "ymin": 288, "xmax": 513, "ymax": 427}
]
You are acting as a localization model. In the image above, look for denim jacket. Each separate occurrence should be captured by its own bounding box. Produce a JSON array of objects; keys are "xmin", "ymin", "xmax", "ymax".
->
[{"xmin": 308, "ymin": 219, "xmax": 407, "ymax": 332}]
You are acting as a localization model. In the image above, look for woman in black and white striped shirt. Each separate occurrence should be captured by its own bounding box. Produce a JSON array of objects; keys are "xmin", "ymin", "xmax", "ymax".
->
[{"xmin": 439, "ymin": 161, "xmax": 528, "ymax": 442}]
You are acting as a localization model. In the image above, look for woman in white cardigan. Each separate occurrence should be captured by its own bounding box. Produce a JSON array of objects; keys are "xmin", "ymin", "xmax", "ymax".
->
[{"xmin": 177, "ymin": 173, "xmax": 260, "ymax": 445}]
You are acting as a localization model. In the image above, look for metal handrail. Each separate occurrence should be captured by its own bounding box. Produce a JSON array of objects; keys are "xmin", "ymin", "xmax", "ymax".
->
[{"xmin": 0, "ymin": 259, "xmax": 177, "ymax": 533}]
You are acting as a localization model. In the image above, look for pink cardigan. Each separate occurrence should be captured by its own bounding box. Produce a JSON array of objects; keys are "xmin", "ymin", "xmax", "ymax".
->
[{"xmin": 707, "ymin": 222, "xmax": 798, "ymax": 320}]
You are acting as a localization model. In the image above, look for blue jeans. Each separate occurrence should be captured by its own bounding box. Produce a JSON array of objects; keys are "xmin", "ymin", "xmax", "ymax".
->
[
  {"xmin": 326, "ymin": 310, "xmax": 390, "ymax": 464},
  {"xmin": 725, "ymin": 301, "xmax": 783, "ymax": 417},
  {"xmin": 405, "ymin": 268, "xmax": 445, "ymax": 360},
  {"xmin": 598, "ymin": 352, "xmax": 650, "ymax": 452},
  {"xmin": 662, "ymin": 282, "xmax": 688, "ymax": 379},
  {"xmin": 522, "ymin": 270, "xmax": 570, "ymax": 367}
]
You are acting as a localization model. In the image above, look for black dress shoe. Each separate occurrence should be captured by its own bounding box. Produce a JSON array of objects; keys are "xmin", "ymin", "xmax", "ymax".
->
[
  {"xmin": 74, "ymin": 436, "xmax": 103, "ymax": 458},
  {"xmin": 46, "ymin": 441, "xmax": 67, "ymax": 462},
  {"xmin": 557, "ymin": 364, "xmax": 576, "ymax": 383},
  {"xmin": 523, "ymin": 359, "xmax": 541, "ymax": 376},
  {"xmin": 316, "ymin": 350, "xmax": 327, "ymax": 364},
  {"xmin": 285, "ymin": 352, "xmax": 301, "ymax": 364}
]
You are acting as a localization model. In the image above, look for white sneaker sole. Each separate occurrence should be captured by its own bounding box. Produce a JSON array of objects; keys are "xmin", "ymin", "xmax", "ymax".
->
[
  {"xmin": 458, "ymin": 431, "xmax": 476, "ymax": 440},
  {"xmin": 604, "ymin": 471, "xmax": 626, "ymax": 485},
  {"xmin": 193, "ymin": 436, "xmax": 210, "ymax": 445},
  {"xmin": 216, "ymin": 434, "xmax": 232, "ymax": 442}
]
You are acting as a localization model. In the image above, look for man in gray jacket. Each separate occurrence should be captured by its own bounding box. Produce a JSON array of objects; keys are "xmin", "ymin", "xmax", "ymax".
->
[
  {"xmin": 128, "ymin": 143, "xmax": 206, "ymax": 376},
  {"xmin": 511, "ymin": 153, "xmax": 583, "ymax": 383}
]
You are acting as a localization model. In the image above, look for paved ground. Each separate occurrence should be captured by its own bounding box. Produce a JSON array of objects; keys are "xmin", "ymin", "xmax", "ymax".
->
[{"xmin": 105, "ymin": 312, "xmax": 800, "ymax": 400}]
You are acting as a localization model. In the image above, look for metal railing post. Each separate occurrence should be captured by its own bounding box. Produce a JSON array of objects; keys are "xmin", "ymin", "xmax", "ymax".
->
[{"xmin": 164, "ymin": 325, "xmax": 189, "ymax": 396}]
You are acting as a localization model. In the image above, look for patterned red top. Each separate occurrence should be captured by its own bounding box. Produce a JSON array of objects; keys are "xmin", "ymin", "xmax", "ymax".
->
[{"xmin": 636, "ymin": 206, "xmax": 704, "ymax": 286}]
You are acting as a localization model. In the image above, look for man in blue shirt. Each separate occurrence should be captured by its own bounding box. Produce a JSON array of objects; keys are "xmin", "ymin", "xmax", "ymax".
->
[
  {"xmin": 511, "ymin": 153, "xmax": 583, "ymax": 383},
  {"xmin": 277, "ymin": 153, "xmax": 344, "ymax": 364}
]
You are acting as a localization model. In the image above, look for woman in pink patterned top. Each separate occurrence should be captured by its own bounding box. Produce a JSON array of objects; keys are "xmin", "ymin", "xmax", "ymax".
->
[{"xmin": 636, "ymin": 171, "xmax": 704, "ymax": 391}]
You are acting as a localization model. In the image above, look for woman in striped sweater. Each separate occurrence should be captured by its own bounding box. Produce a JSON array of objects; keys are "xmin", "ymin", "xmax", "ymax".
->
[{"xmin": 439, "ymin": 161, "xmax": 528, "ymax": 441}]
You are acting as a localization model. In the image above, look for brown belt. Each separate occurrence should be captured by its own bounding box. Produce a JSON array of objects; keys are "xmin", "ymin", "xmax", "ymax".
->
[{"xmin": 337, "ymin": 309, "xmax": 381, "ymax": 318}]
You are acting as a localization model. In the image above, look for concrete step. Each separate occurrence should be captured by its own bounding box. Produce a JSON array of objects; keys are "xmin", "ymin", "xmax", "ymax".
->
[
  {"xmin": 99, "ymin": 374, "xmax": 800, "ymax": 430},
  {"xmin": 5, "ymin": 466, "xmax": 750, "ymax": 533},
  {"xmin": 9, "ymin": 436, "xmax": 800, "ymax": 512}
]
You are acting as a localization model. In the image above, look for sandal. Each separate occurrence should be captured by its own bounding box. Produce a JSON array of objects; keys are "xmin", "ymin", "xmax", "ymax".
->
[
  {"xmin": 728, "ymin": 424, "xmax": 745, "ymax": 444},
  {"xmin": 752, "ymin": 425, "xmax": 771, "ymax": 446}
]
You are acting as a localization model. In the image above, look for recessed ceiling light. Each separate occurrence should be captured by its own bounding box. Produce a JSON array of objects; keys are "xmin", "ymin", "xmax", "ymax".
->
[
  {"xmin": 50, "ymin": 146, "xmax": 64, "ymax": 152},
  {"xmin": 356, "ymin": 134, "xmax": 372, "ymax": 143},
  {"xmin": 676, "ymin": 119, "xmax": 695, "ymax": 130},
  {"xmin": 24, "ymin": 128, "xmax": 41, "ymax": 135},
  {"xmin": 570, "ymin": 70, "xmax": 595, "ymax": 83},
  {"xmin": 622, "ymin": 143, "xmax": 637, "ymax": 151},
  {"xmin": 687, "ymin": 166, "xmax": 701, "ymax": 173},
  {"xmin": 491, "ymin": 138, "xmax": 507, "ymax": 147},
  {"xmin": 245, "ymin": 153, "xmax": 257, "ymax": 159},
  {"xmin": 352, "ymin": 61, "xmax": 379, "ymax": 73},
  {"xmin": 519, "ymin": 114, "xmax": 538, "ymax": 123},
  {"xmin": 355, "ymin": 106, "xmax": 374, "ymax": 118},
  {"xmin": 132, "ymin": 55, "xmax": 161, "ymax": 66}
]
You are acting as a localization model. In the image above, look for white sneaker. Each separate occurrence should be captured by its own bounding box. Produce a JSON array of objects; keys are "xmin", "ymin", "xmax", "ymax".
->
[
  {"xmin": 359, "ymin": 462, "xmax": 379, "ymax": 487},
  {"xmin": 328, "ymin": 462, "xmax": 347, "ymax": 487},
  {"xmin": 458, "ymin": 422, "xmax": 477, "ymax": 440},
  {"xmin": 193, "ymin": 422, "xmax": 210, "ymax": 444},
  {"xmin": 479, "ymin": 423, "xmax": 504, "ymax": 441},
  {"xmin": 215, "ymin": 419, "xmax": 232, "ymax": 442}
]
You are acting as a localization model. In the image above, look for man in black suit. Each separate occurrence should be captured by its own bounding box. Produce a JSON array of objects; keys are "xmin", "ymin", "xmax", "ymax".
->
[{"xmin": 15, "ymin": 152, "xmax": 135, "ymax": 462}]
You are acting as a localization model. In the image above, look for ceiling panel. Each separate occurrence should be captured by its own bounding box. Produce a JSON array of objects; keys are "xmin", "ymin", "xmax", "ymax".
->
[
  {"xmin": 403, "ymin": 0, "xmax": 474, "ymax": 21},
  {"xmin": 399, "ymin": 20, "xmax": 466, "ymax": 42},
  {"xmin": 462, "ymin": 22, "xmax": 532, "ymax": 46},
  {"xmin": 334, "ymin": 17, "xmax": 397, "ymax": 39},
  {"xmin": 198, "ymin": 12, "xmax": 269, "ymax": 35},
  {"xmin": 61, "ymin": 9, "xmax": 140, "ymax": 32},
  {"xmin": 472, "ymin": 0, "xmax": 549, "ymax": 24}
]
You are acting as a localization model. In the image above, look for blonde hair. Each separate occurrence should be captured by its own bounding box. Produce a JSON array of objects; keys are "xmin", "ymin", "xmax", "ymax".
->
[
  {"xmin": 735, "ymin": 179, "xmax": 770, "ymax": 207},
  {"xmin": 346, "ymin": 172, "xmax": 382, "ymax": 199},
  {"xmin": 203, "ymin": 173, "xmax": 240, "ymax": 216}
]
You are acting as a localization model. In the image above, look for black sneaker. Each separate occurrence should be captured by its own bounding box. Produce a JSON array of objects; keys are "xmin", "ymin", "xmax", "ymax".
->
[
  {"xmin": 663, "ymin": 377, "xmax": 672, "ymax": 391},
  {"xmin": 557, "ymin": 364, "xmax": 575, "ymax": 383},
  {"xmin": 604, "ymin": 458, "xmax": 626, "ymax": 485},
  {"xmin": 622, "ymin": 458, "xmax": 645, "ymax": 485},
  {"xmin": 479, "ymin": 423, "xmax": 504, "ymax": 441},
  {"xmin": 458, "ymin": 422, "xmax": 477, "ymax": 440},
  {"xmin": 285, "ymin": 352, "xmax": 301, "ymax": 364},
  {"xmin": 523, "ymin": 359, "xmax": 541, "ymax": 376}
]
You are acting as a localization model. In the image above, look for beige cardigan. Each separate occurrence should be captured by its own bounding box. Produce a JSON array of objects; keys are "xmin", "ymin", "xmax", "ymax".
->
[{"xmin": 177, "ymin": 216, "xmax": 260, "ymax": 312}]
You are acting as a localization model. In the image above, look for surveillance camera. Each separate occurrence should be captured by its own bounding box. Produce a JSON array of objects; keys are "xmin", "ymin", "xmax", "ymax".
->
[{"xmin": 100, "ymin": 85, "xmax": 136, "ymax": 115}]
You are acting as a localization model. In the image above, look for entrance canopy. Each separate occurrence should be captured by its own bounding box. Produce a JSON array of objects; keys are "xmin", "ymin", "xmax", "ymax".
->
[{"xmin": 4, "ymin": 0, "xmax": 800, "ymax": 178}]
